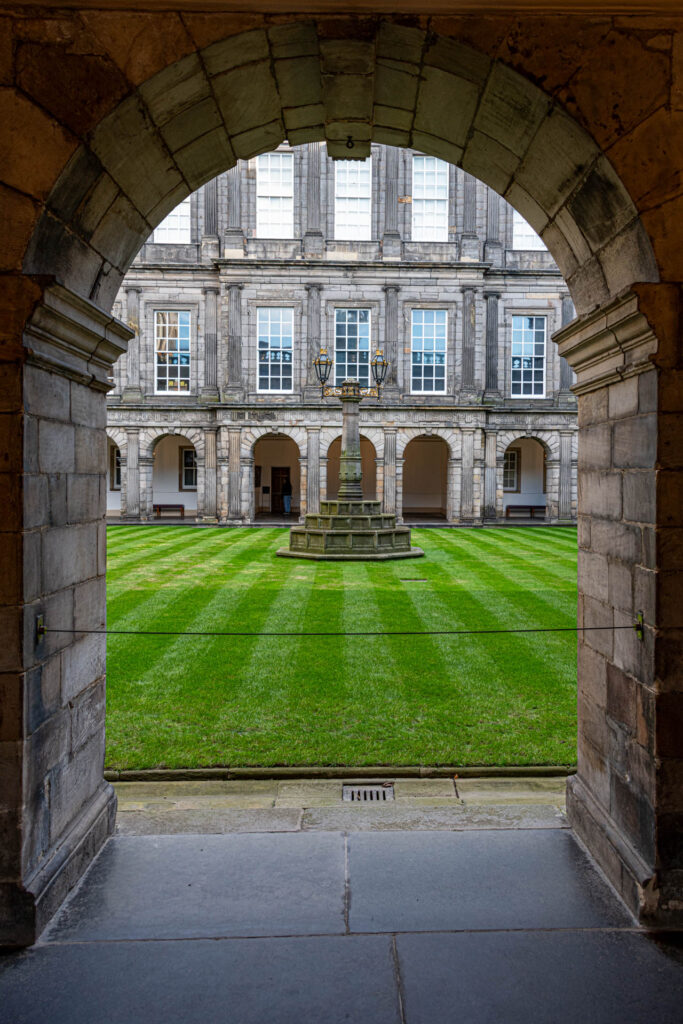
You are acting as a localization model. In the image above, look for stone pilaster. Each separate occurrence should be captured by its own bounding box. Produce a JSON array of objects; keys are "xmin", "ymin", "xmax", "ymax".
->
[
  {"xmin": 484, "ymin": 291, "xmax": 500, "ymax": 399},
  {"xmin": 382, "ymin": 146, "xmax": 401, "ymax": 260},
  {"xmin": 0, "ymin": 284, "xmax": 130, "ymax": 946},
  {"xmin": 484, "ymin": 191, "xmax": 503, "ymax": 266},
  {"xmin": 226, "ymin": 284, "xmax": 244, "ymax": 399},
  {"xmin": 202, "ymin": 428, "xmax": 218, "ymax": 521},
  {"xmin": 558, "ymin": 430, "xmax": 573, "ymax": 521},
  {"xmin": 227, "ymin": 428, "xmax": 242, "ymax": 521},
  {"xmin": 461, "ymin": 288, "xmax": 476, "ymax": 393},
  {"xmin": 240, "ymin": 455, "xmax": 254, "ymax": 522},
  {"xmin": 304, "ymin": 284, "xmax": 323, "ymax": 398},
  {"xmin": 382, "ymin": 283, "xmax": 400, "ymax": 398},
  {"xmin": 560, "ymin": 294, "xmax": 576, "ymax": 396},
  {"xmin": 383, "ymin": 429, "xmax": 397, "ymax": 514},
  {"xmin": 460, "ymin": 173, "xmax": 479, "ymax": 260},
  {"xmin": 460, "ymin": 428, "xmax": 475, "ymax": 520},
  {"xmin": 121, "ymin": 287, "xmax": 143, "ymax": 403},
  {"xmin": 201, "ymin": 287, "xmax": 219, "ymax": 401},
  {"xmin": 201, "ymin": 179, "xmax": 220, "ymax": 260},
  {"xmin": 303, "ymin": 143, "xmax": 324, "ymax": 256},
  {"xmin": 483, "ymin": 430, "xmax": 498, "ymax": 519},
  {"xmin": 306, "ymin": 427, "xmax": 321, "ymax": 514},
  {"xmin": 124, "ymin": 429, "xmax": 140, "ymax": 519},
  {"xmin": 138, "ymin": 454, "xmax": 153, "ymax": 520},
  {"xmin": 224, "ymin": 164, "xmax": 244, "ymax": 256},
  {"xmin": 446, "ymin": 457, "xmax": 460, "ymax": 522}
]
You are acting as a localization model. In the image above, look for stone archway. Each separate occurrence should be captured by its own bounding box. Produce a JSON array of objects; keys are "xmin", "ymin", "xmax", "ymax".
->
[{"xmin": 2, "ymin": 12, "xmax": 682, "ymax": 943}]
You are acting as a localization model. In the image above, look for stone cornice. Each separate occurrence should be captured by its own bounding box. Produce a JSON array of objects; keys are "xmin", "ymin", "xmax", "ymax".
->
[
  {"xmin": 0, "ymin": 0, "xmax": 678, "ymax": 10},
  {"xmin": 24, "ymin": 284, "xmax": 132, "ymax": 392},
  {"xmin": 553, "ymin": 290, "xmax": 657, "ymax": 396}
]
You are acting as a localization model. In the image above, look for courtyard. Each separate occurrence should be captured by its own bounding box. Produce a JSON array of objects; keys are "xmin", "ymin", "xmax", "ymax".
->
[{"xmin": 105, "ymin": 525, "xmax": 578, "ymax": 770}]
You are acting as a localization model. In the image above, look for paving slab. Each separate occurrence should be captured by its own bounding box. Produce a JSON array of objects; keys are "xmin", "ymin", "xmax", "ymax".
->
[
  {"xmin": 275, "ymin": 780, "xmax": 343, "ymax": 806},
  {"xmin": 114, "ymin": 780, "xmax": 278, "ymax": 810},
  {"xmin": 348, "ymin": 829, "xmax": 632, "ymax": 933},
  {"xmin": 41, "ymin": 833, "xmax": 346, "ymax": 942},
  {"xmin": 396, "ymin": 930, "xmax": 683, "ymax": 1024},
  {"xmin": 302, "ymin": 803, "xmax": 566, "ymax": 831},
  {"xmin": 0, "ymin": 935, "xmax": 401, "ymax": 1024},
  {"xmin": 394, "ymin": 778, "xmax": 459, "ymax": 799},
  {"xmin": 116, "ymin": 807, "xmax": 302, "ymax": 835},
  {"xmin": 457, "ymin": 777, "xmax": 567, "ymax": 805}
]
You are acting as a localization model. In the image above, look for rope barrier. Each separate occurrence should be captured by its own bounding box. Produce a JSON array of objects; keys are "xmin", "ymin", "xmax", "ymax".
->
[{"xmin": 39, "ymin": 623, "xmax": 658, "ymax": 639}]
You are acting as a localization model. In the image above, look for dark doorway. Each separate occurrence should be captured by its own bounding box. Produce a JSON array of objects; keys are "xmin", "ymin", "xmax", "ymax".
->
[{"xmin": 271, "ymin": 467, "xmax": 292, "ymax": 514}]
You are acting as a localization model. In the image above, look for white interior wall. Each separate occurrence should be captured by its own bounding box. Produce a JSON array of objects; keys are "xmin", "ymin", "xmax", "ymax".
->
[
  {"xmin": 326, "ymin": 437, "xmax": 376, "ymax": 500},
  {"xmin": 403, "ymin": 437, "xmax": 447, "ymax": 512},
  {"xmin": 152, "ymin": 435, "xmax": 198, "ymax": 509},
  {"xmin": 254, "ymin": 436, "xmax": 301, "ymax": 512},
  {"xmin": 502, "ymin": 437, "xmax": 546, "ymax": 509}
]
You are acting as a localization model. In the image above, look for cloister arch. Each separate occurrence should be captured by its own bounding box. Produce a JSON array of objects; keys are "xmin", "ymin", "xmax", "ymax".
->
[
  {"xmin": 252, "ymin": 432, "xmax": 303, "ymax": 518},
  {"xmin": 2, "ymin": 9, "xmax": 682, "ymax": 944}
]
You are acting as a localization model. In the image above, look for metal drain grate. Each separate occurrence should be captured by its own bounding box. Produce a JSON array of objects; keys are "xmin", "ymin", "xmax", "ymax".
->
[{"xmin": 342, "ymin": 783, "xmax": 395, "ymax": 802}]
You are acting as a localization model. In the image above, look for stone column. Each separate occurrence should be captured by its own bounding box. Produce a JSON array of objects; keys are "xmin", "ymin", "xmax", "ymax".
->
[
  {"xmin": 383, "ymin": 283, "xmax": 400, "ymax": 395},
  {"xmin": 0, "ymin": 284, "xmax": 130, "ymax": 946},
  {"xmin": 226, "ymin": 284, "xmax": 244, "ymax": 398},
  {"xmin": 560, "ymin": 294, "xmax": 576, "ymax": 395},
  {"xmin": 461, "ymin": 288, "xmax": 476, "ymax": 392},
  {"xmin": 558, "ymin": 430, "xmax": 573, "ymax": 522},
  {"xmin": 484, "ymin": 291, "xmax": 500, "ymax": 398},
  {"xmin": 224, "ymin": 164, "xmax": 244, "ymax": 255},
  {"xmin": 303, "ymin": 142, "xmax": 324, "ymax": 256},
  {"xmin": 395, "ymin": 456, "xmax": 404, "ymax": 523},
  {"xmin": 201, "ymin": 179, "xmax": 219, "ymax": 260},
  {"xmin": 298, "ymin": 457, "xmax": 307, "ymax": 519},
  {"xmin": 307, "ymin": 427, "xmax": 321, "ymax": 514},
  {"xmin": 122, "ymin": 287, "xmax": 143, "ymax": 402},
  {"xmin": 460, "ymin": 173, "xmax": 479, "ymax": 260},
  {"xmin": 203, "ymin": 428, "xmax": 218, "ymax": 521},
  {"xmin": 338, "ymin": 382, "xmax": 363, "ymax": 500},
  {"xmin": 201, "ymin": 287, "xmax": 219, "ymax": 401},
  {"xmin": 557, "ymin": 288, "xmax": 683, "ymax": 926},
  {"xmin": 484, "ymin": 190, "xmax": 503, "ymax": 265},
  {"xmin": 124, "ymin": 429, "xmax": 140, "ymax": 519},
  {"xmin": 228, "ymin": 427, "xmax": 242, "ymax": 521},
  {"xmin": 446, "ymin": 457, "xmax": 459, "ymax": 522},
  {"xmin": 240, "ymin": 455, "xmax": 254, "ymax": 522},
  {"xmin": 483, "ymin": 430, "xmax": 498, "ymax": 519},
  {"xmin": 304, "ymin": 283, "xmax": 323, "ymax": 395},
  {"xmin": 383, "ymin": 429, "xmax": 397, "ymax": 514},
  {"xmin": 382, "ymin": 146, "xmax": 401, "ymax": 259},
  {"xmin": 460, "ymin": 427, "xmax": 475, "ymax": 520}
]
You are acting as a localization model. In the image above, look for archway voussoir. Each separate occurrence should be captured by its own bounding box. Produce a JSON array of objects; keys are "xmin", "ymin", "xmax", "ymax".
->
[
  {"xmin": 268, "ymin": 22, "xmax": 319, "ymax": 60},
  {"xmin": 288, "ymin": 125, "xmax": 325, "ymax": 148},
  {"xmin": 475, "ymin": 62, "xmax": 552, "ymax": 160},
  {"xmin": 319, "ymin": 38, "xmax": 375, "ymax": 76},
  {"xmin": 566, "ymin": 155, "xmax": 639, "ymax": 255},
  {"xmin": 461, "ymin": 131, "xmax": 518, "ymax": 196},
  {"xmin": 598, "ymin": 218, "xmax": 660, "ymax": 295},
  {"xmin": 230, "ymin": 120, "xmax": 286, "ymax": 161},
  {"xmin": 411, "ymin": 131, "xmax": 463, "ymax": 167},
  {"xmin": 415, "ymin": 66, "xmax": 480, "ymax": 149},
  {"xmin": 375, "ymin": 62, "xmax": 419, "ymax": 113},
  {"xmin": 504, "ymin": 181, "xmax": 548, "ymax": 235},
  {"xmin": 174, "ymin": 129, "xmax": 235, "ymax": 191},
  {"xmin": 212, "ymin": 63, "xmax": 281, "ymax": 139},
  {"xmin": 23, "ymin": 210, "xmax": 104, "ymax": 293},
  {"xmin": 275, "ymin": 56, "xmax": 322, "ymax": 110},
  {"xmin": 323, "ymin": 75, "xmax": 374, "ymax": 123},
  {"xmin": 373, "ymin": 124, "xmax": 411, "ymax": 149},
  {"xmin": 201, "ymin": 29, "xmax": 270, "ymax": 78},
  {"xmin": 567, "ymin": 255, "xmax": 612, "ymax": 315},
  {"xmin": 89, "ymin": 195, "xmax": 151, "ymax": 274},
  {"xmin": 377, "ymin": 22, "xmax": 425, "ymax": 64},
  {"xmin": 423, "ymin": 35, "xmax": 491, "ymax": 86},
  {"xmin": 138, "ymin": 53, "xmax": 210, "ymax": 130}
]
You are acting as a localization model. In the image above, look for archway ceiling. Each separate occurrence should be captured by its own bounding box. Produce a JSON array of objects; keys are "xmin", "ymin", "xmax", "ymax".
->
[{"xmin": 20, "ymin": 20, "xmax": 659, "ymax": 314}]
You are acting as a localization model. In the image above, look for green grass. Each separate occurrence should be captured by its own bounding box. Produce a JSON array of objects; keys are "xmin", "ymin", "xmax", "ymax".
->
[{"xmin": 105, "ymin": 525, "xmax": 578, "ymax": 769}]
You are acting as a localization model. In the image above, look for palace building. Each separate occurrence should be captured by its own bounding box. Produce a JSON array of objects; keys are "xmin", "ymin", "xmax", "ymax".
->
[{"xmin": 106, "ymin": 143, "xmax": 577, "ymax": 524}]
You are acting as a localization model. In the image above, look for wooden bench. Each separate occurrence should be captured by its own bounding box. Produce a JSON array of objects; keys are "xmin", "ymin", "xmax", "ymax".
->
[
  {"xmin": 153, "ymin": 504, "xmax": 185, "ymax": 518},
  {"xmin": 505, "ymin": 504, "xmax": 546, "ymax": 520}
]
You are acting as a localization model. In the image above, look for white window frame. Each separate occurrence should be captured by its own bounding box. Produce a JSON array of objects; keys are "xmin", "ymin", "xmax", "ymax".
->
[
  {"xmin": 110, "ymin": 446, "xmax": 121, "ymax": 491},
  {"xmin": 411, "ymin": 156, "xmax": 449, "ymax": 241},
  {"xmin": 179, "ymin": 446, "xmax": 197, "ymax": 491},
  {"xmin": 334, "ymin": 308, "xmax": 371, "ymax": 386},
  {"xmin": 256, "ymin": 152, "xmax": 294, "ymax": 238},
  {"xmin": 503, "ymin": 449, "xmax": 520, "ymax": 491},
  {"xmin": 154, "ymin": 310, "xmax": 192, "ymax": 395},
  {"xmin": 153, "ymin": 196, "xmax": 192, "ymax": 244},
  {"xmin": 511, "ymin": 314, "xmax": 547, "ymax": 399},
  {"xmin": 511, "ymin": 209, "xmax": 547, "ymax": 251},
  {"xmin": 410, "ymin": 309, "xmax": 447, "ymax": 394},
  {"xmin": 257, "ymin": 307, "xmax": 294, "ymax": 393},
  {"xmin": 334, "ymin": 159, "xmax": 372, "ymax": 240}
]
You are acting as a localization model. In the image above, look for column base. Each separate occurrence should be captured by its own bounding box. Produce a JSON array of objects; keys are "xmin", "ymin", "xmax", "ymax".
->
[
  {"xmin": 199, "ymin": 387, "xmax": 220, "ymax": 402},
  {"xmin": 565, "ymin": 774, "xmax": 673, "ymax": 925},
  {"xmin": 121, "ymin": 387, "xmax": 143, "ymax": 403},
  {"xmin": 381, "ymin": 233, "xmax": 402, "ymax": 260},
  {"xmin": 201, "ymin": 236, "xmax": 220, "ymax": 260},
  {"xmin": 223, "ymin": 230, "xmax": 244, "ymax": 257},
  {"xmin": 0, "ymin": 781, "xmax": 116, "ymax": 947},
  {"xmin": 303, "ymin": 231, "xmax": 324, "ymax": 256},
  {"xmin": 460, "ymin": 234, "xmax": 480, "ymax": 261}
]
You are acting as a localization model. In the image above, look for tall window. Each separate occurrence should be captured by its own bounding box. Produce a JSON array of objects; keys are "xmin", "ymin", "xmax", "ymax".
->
[
  {"xmin": 257, "ymin": 307, "xmax": 293, "ymax": 392},
  {"xmin": 512, "ymin": 209, "xmax": 547, "ymax": 250},
  {"xmin": 257, "ymin": 152, "xmax": 294, "ymax": 238},
  {"xmin": 155, "ymin": 310, "xmax": 191, "ymax": 393},
  {"xmin": 412, "ymin": 156, "xmax": 448, "ymax": 241},
  {"xmin": 153, "ymin": 197, "xmax": 191, "ymax": 243},
  {"xmin": 511, "ymin": 315, "xmax": 546, "ymax": 398},
  {"xmin": 334, "ymin": 159, "xmax": 372, "ymax": 240},
  {"xmin": 503, "ymin": 449, "xmax": 519, "ymax": 491},
  {"xmin": 179, "ymin": 447, "xmax": 197, "ymax": 490},
  {"xmin": 411, "ymin": 309, "xmax": 447, "ymax": 393},
  {"xmin": 334, "ymin": 309, "xmax": 370, "ymax": 386}
]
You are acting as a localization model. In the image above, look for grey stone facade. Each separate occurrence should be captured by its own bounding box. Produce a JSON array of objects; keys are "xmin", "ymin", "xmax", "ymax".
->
[{"xmin": 107, "ymin": 144, "xmax": 577, "ymax": 524}]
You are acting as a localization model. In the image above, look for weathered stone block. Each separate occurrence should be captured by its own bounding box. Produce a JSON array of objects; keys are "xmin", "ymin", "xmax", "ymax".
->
[
  {"xmin": 75, "ymin": 426, "xmax": 106, "ymax": 475},
  {"xmin": 275, "ymin": 56, "xmax": 322, "ymax": 108},
  {"xmin": 577, "ymin": 732, "xmax": 610, "ymax": 810},
  {"xmin": 608, "ymin": 377, "xmax": 638, "ymax": 420},
  {"xmin": 67, "ymin": 475, "xmax": 101, "ymax": 524},
  {"xmin": 73, "ymin": 577, "xmax": 106, "ymax": 634},
  {"xmin": 268, "ymin": 22, "xmax": 319, "ymax": 60},
  {"xmin": 38, "ymin": 421, "xmax": 74, "ymax": 475},
  {"xmin": 606, "ymin": 663, "xmax": 636, "ymax": 732},
  {"xmin": 61, "ymin": 633, "xmax": 105, "ymax": 704},
  {"xmin": 71, "ymin": 679, "xmax": 106, "ymax": 754},
  {"xmin": 139, "ymin": 54, "xmax": 209, "ymax": 128},
  {"xmin": 174, "ymin": 129, "xmax": 235, "ymax": 191},
  {"xmin": 581, "ymin": 595, "xmax": 614, "ymax": 659},
  {"xmin": 567, "ymin": 156, "xmax": 638, "ymax": 253},
  {"xmin": 590, "ymin": 519, "xmax": 640, "ymax": 563},
  {"xmin": 577, "ymin": 422, "xmax": 611, "ymax": 470},
  {"xmin": 613, "ymin": 414, "xmax": 657, "ymax": 469},
  {"xmin": 515, "ymin": 106, "xmax": 600, "ymax": 219},
  {"xmin": 230, "ymin": 120, "xmax": 285, "ymax": 161},
  {"xmin": 622, "ymin": 471, "xmax": 655, "ymax": 524},
  {"xmin": 24, "ymin": 366, "xmax": 69, "ymax": 423},
  {"xmin": 608, "ymin": 559, "xmax": 633, "ymax": 612},
  {"xmin": 577, "ymin": 472, "xmax": 622, "ymax": 519},
  {"xmin": 461, "ymin": 131, "xmax": 518, "ymax": 196},
  {"xmin": 213, "ymin": 63, "xmax": 280, "ymax": 137},
  {"xmin": 70, "ymin": 382, "xmax": 106, "ymax": 430},
  {"xmin": 25, "ymin": 656, "xmax": 61, "ymax": 735},
  {"xmin": 634, "ymin": 566, "xmax": 656, "ymax": 623},
  {"xmin": 577, "ymin": 641, "xmax": 608, "ymax": 708},
  {"xmin": 374, "ymin": 62, "xmax": 418, "ymax": 112},
  {"xmin": 43, "ymin": 523, "xmax": 98, "ymax": 592},
  {"xmin": 48, "ymin": 730, "xmax": 106, "ymax": 844},
  {"xmin": 475, "ymin": 62, "xmax": 550, "ymax": 158},
  {"xmin": 161, "ymin": 97, "xmax": 222, "ymax": 153},
  {"xmin": 577, "ymin": 549, "xmax": 609, "ymax": 602},
  {"xmin": 578, "ymin": 388, "xmax": 608, "ymax": 427},
  {"xmin": 414, "ymin": 67, "xmax": 479, "ymax": 148},
  {"xmin": 610, "ymin": 772, "xmax": 654, "ymax": 865}
]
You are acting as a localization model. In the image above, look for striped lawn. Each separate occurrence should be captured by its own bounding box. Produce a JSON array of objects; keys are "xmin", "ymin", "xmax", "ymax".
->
[{"xmin": 105, "ymin": 525, "xmax": 578, "ymax": 769}]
